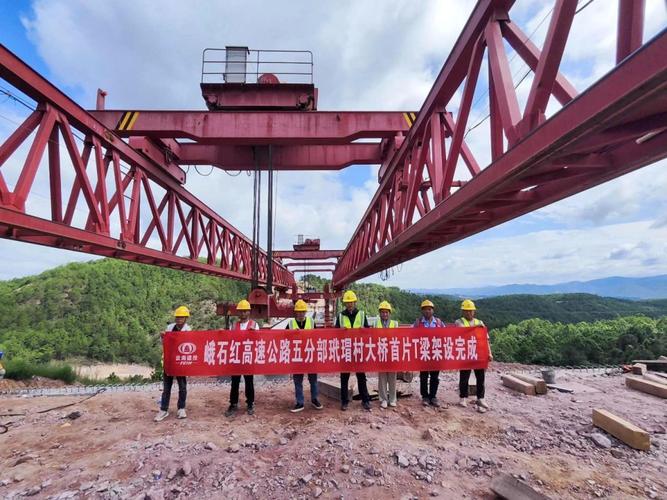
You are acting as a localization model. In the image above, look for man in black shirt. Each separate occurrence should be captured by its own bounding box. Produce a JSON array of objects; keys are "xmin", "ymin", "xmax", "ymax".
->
[{"xmin": 335, "ymin": 290, "xmax": 371, "ymax": 411}]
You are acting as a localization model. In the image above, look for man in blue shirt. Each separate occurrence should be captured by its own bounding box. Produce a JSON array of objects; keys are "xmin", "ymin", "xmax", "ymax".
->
[{"xmin": 413, "ymin": 299, "xmax": 445, "ymax": 407}]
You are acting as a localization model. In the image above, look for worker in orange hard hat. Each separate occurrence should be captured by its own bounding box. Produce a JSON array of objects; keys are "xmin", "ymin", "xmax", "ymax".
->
[
  {"xmin": 225, "ymin": 299, "xmax": 259, "ymax": 418},
  {"xmin": 288, "ymin": 300, "xmax": 323, "ymax": 413},
  {"xmin": 456, "ymin": 299, "xmax": 492, "ymax": 413},
  {"xmin": 413, "ymin": 299, "xmax": 446, "ymax": 408},
  {"xmin": 155, "ymin": 306, "xmax": 192, "ymax": 422}
]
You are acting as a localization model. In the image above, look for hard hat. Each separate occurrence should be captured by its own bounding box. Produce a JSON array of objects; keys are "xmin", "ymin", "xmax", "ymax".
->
[
  {"xmin": 236, "ymin": 299, "xmax": 251, "ymax": 311},
  {"xmin": 461, "ymin": 299, "xmax": 476, "ymax": 311},
  {"xmin": 420, "ymin": 299, "xmax": 434, "ymax": 309},
  {"xmin": 342, "ymin": 290, "xmax": 358, "ymax": 303},
  {"xmin": 378, "ymin": 301, "xmax": 392, "ymax": 312},
  {"xmin": 173, "ymin": 306, "xmax": 190, "ymax": 317},
  {"xmin": 294, "ymin": 299, "xmax": 308, "ymax": 312}
]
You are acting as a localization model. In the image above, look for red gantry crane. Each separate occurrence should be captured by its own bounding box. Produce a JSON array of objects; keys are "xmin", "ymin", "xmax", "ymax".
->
[{"xmin": 0, "ymin": 0, "xmax": 666, "ymax": 321}]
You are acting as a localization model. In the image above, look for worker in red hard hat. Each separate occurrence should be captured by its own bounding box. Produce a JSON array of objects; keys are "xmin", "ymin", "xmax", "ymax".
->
[
  {"xmin": 413, "ymin": 299, "xmax": 446, "ymax": 408},
  {"xmin": 155, "ymin": 306, "xmax": 192, "ymax": 422},
  {"xmin": 225, "ymin": 299, "xmax": 259, "ymax": 418}
]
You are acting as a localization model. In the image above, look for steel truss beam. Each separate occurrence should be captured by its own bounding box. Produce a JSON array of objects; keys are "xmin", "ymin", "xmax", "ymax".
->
[
  {"xmin": 88, "ymin": 110, "xmax": 412, "ymax": 145},
  {"xmin": 334, "ymin": 0, "xmax": 667, "ymax": 287},
  {"xmin": 0, "ymin": 44, "xmax": 294, "ymax": 289}
]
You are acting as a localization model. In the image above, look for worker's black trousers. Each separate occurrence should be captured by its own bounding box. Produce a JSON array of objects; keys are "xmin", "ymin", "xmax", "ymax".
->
[
  {"xmin": 230, "ymin": 375, "xmax": 254, "ymax": 406},
  {"xmin": 420, "ymin": 371, "xmax": 440, "ymax": 400},
  {"xmin": 160, "ymin": 375, "xmax": 187, "ymax": 411},
  {"xmin": 340, "ymin": 372, "xmax": 370, "ymax": 404},
  {"xmin": 459, "ymin": 369, "xmax": 486, "ymax": 399}
]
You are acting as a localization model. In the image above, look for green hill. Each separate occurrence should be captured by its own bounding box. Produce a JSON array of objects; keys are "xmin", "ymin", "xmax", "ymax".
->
[
  {"xmin": 1, "ymin": 262, "xmax": 666, "ymax": 367},
  {"xmin": 0, "ymin": 258, "xmax": 249, "ymax": 366}
]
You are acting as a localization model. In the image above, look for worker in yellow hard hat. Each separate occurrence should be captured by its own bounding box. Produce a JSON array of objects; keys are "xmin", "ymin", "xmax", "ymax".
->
[
  {"xmin": 225, "ymin": 299, "xmax": 259, "ymax": 418},
  {"xmin": 413, "ymin": 299, "xmax": 446, "ymax": 407},
  {"xmin": 376, "ymin": 301, "xmax": 399, "ymax": 409},
  {"xmin": 336, "ymin": 290, "xmax": 371, "ymax": 411},
  {"xmin": 455, "ymin": 299, "xmax": 492, "ymax": 413},
  {"xmin": 155, "ymin": 305, "xmax": 192, "ymax": 422},
  {"xmin": 288, "ymin": 299, "xmax": 323, "ymax": 413}
]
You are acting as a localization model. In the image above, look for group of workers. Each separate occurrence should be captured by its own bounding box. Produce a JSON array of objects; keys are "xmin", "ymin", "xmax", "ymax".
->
[{"xmin": 155, "ymin": 292, "xmax": 493, "ymax": 422}]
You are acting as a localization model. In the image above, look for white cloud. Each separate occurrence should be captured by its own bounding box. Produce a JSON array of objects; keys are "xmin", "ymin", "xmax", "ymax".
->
[{"xmin": 1, "ymin": 0, "xmax": 666, "ymax": 289}]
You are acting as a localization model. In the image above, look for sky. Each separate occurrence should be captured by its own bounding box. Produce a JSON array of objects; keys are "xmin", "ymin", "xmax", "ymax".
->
[{"xmin": 0, "ymin": 0, "xmax": 666, "ymax": 289}]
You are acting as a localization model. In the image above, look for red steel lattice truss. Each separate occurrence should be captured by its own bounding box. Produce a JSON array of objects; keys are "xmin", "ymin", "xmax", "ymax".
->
[
  {"xmin": 0, "ymin": 45, "xmax": 293, "ymax": 289},
  {"xmin": 0, "ymin": 0, "xmax": 666, "ymax": 297},
  {"xmin": 333, "ymin": 0, "xmax": 667, "ymax": 287}
]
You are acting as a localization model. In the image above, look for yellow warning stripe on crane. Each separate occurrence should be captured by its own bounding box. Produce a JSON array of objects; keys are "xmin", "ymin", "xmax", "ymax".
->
[
  {"xmin": 116, "ymin": 111, "xmax": 140, "ymax": 131},
  {"xmin": 402, "ymin": 112, "xmax": 417, "ymax": 127}
]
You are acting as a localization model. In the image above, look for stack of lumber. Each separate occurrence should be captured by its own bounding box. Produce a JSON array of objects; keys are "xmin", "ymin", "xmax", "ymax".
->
[{"xmin": 501, "ymin": 373, "xmax": 548, "ymax": 395}]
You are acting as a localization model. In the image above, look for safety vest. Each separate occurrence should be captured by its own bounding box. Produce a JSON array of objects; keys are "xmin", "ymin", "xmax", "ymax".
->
[
  {"xmin": 460, "ymin": 317, "xmax": 482, "ymax": 327},
  {"xmin": 289, "ymin": 317, "xmax": 314, "ymax": 330},
  {"xmin": 375, "ymin": 319, "xmax": 398, "ymax": 328},
  {"xmin": 338, "ymin": 310, "xmax": 366, "ymax": 329},
  {"xmin": 234, "ymin": 319, "xmax": 257, "ymax": 330}
]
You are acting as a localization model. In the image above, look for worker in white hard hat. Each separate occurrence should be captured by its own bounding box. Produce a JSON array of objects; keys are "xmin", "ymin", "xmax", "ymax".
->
[
  {"xmin": 225, "ymin": 299, "xmax": 259, "ymax": 418},
  {"xmin": 455, "ymin": 299, "xmax": 492, "ymax": 412},
  {"xmin": 413, "ymin": 299, "xmax": 446, "ymax": 407},
  {"xmin": 288, "ymin": 299, "xmax": 324, "ymax": 413},
  {"xmin": 335, "ymin": 290, "xmax": 371, "ymax": 411},
  {"xmin": 376, "ymin": 301, "xmax": 399, "ymax": 409},
  {"xmin": 155, "ymin": 305, "xmax": 192, "ymax": 422}
]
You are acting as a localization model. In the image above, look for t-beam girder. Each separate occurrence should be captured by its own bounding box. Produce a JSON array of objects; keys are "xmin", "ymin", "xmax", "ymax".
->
[{"xmin": 333, "ymin": 0, "xmax": 667, "ymax": 288}]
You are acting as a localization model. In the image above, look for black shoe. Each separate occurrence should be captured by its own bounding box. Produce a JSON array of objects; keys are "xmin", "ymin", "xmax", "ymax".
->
[
  {"xmin": 341, "ymin": 402, "xmax": 349, "ymax": 411},
  {"xmin": 362, "ymin": 401, "xmax": 372, "ymax": 411},
  {"xmin": 311, "ymin": 399, "xmax": 323, "ymax": 410},
  {"xmin": 247, "ymin": 404, "xmax": 255, "ymax": 416},
  {"xmin": 290, "ymin": 403, "xmax": 304, "ymax": 413},
  {"xmin": 224, "ymin": 404, "xmax": 238, "ymax": 417},
  {"xmin": 429, "ymin": 398, "xmax": 441, "ymax": 408},
  {"xmin": 422, "ymin": 397, "xmax": 430, "ymax": 407}
]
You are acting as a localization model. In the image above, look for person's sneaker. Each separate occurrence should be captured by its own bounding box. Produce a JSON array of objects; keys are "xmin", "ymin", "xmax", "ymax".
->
[
  {"xmin": 389, "ymin": 401, "xmax": 397, "ymax": 407},
  {"xmin": 154, "ymin": 410, "xmax": 169, "ymax": 422},
  {"xmin": 477, "ymin": 398, "xmax": 489, "ymax": 409},
  {"xmin": 290, "ymin": 403, "xmax": 304, "ymax": 413},
  {"xmin": 458, "ymin": 398, "xmax": 468, "ymax": 408},
  {"xmin": 422, "ymin": 397, "xmax": 430, "ymax": 407},
  {"xmin": 311, "ymin": 399, "xmax": 324, "ymax": 410},
  {"xmin": 224, "ymin": 404, "xmax": 238, "ymax": 417},
  {"xmin": 177, "ymin": 408, "xmax": 187, "ymax": 419},
  {"xmin": 477, "ymin": 405, "xmax": 488, "ymax": 413},
  {"xmin": 429, "ymin": 398, "xmax": 441, "ymax": 408},
  {"xmin": 341, "ymin": 402, "xmax": 349, "ymax": 411},
  {"xmin": 247, "ymin": 404, "xmax": 255, "ymax": 416},
  {"xmin": 362, "ymin": 401, "xmax": 372, "ymax": 412},
  {"xmin": 380, "ymin": 400, "xmax": 388, "ymax": 409}
]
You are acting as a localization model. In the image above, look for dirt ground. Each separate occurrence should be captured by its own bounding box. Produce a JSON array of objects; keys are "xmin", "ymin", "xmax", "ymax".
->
[{"xmin": 1, "ymin": 367, "xmax": 666, "ymax": 499}]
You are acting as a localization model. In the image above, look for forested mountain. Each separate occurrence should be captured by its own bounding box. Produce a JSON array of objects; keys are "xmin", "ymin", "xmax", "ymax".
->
[{"xmin": 1, "ymin": 262, "xmax": 666, "ymax": 367}]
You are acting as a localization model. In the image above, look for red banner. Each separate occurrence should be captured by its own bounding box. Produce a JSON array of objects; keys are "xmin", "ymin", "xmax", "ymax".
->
[{"xmin": 163, "ymin": 326, "xmax": 489, "ymax": 376}]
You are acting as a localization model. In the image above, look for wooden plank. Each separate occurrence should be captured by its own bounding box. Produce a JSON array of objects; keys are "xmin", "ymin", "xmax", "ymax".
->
[
  {"xmin": 592, "ymin": 408, "xmax": 650, "ymax": 451},
  {"xmin": 546, "ymin": 383, "xmax": 574, "ymax": 393},
  {"xmin": 625, "ymin": 375, "xmax": 667, "ymax": 399},
  {"xmin": 631, "ymin": 360, "xmax": 667, "ymax": 372},
  {"xmin": 511, "ymin": 373, "xmax": 548, "ymax": 394},
  {"xmin": 501, "ymin": 374, "xmax": 536, "ymax": 396},
  {"xmin": 490, "ymin": 473, "xmax": 551, "ymax": 500},
  {"xmin": 643, "ymin": 373, "xmax": 667, "ymax": 386},
  {"xmin": 659, "ymin": 356, "xmax": 667, "ymax": 361},
  {"xmin": 632, "ymin": 363, "xmax": 647, "ymax": 375}
]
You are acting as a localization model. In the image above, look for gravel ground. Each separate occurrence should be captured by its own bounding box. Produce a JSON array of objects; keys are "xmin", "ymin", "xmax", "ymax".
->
[{"xmin": 1, "ymin": 366, "xmax": 666, "ymax": 499}]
